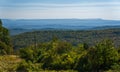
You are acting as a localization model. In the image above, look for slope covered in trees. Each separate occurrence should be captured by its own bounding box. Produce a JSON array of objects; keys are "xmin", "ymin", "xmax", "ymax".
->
[
  {"xmin": 0, "ymin": 20, "xmax": 13, "ymax": 54},
  {"xmin": 12, "ymin": 28, "xmax": 120, "ymax": 49}
]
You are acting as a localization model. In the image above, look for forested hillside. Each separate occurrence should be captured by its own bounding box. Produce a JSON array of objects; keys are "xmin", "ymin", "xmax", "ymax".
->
[
  {"xmin": 12, "ymin": 28, "xmax": 120, "ymax": 49},
  {"xmin": 0, "ymin": 19, "xmax": 120, "ymax": 72}
]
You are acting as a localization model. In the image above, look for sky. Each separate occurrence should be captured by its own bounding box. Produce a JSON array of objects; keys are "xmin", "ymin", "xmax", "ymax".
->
[{"xmin": 0, "ymin": 0, "xmax": 120, "ymax": 20}]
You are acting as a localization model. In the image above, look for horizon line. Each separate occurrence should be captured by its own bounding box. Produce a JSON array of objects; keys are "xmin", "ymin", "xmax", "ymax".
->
[{"xmin": 1, "ymin": 18, "xmax": 120, "ymax": 21}]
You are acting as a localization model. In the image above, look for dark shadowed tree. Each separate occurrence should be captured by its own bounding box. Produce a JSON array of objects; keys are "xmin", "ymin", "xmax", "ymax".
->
[
  {"xmin": 0, "ymin": 19, "xmax": 13, "ymax": 55},
  {"xmin": 75, "ymin": 39, "xmax": 119, "ymax": 72}
]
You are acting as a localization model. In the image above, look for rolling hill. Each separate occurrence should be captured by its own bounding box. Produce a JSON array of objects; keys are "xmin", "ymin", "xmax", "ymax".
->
[
  {"xmin": 12, "ymin": 28, "xmax": 120, "ymax": 50},
  {"xmin": 2, "ymin": 19, "xmax": 120, "ymax": 35}
]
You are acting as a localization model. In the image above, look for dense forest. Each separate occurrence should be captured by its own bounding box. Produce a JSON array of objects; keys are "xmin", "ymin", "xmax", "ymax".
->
[
  {"xmin": 0, "ymin": 19, "xmax": 120, "ymax": 72},
  {"xmin": 12, "ymin": 28, "xmax": 120, "ymax": 50}
]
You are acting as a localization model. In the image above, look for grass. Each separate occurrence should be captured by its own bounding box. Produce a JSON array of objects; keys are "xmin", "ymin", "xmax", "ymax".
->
[
  {"xmin": 0, "ymin": 55, "xmax": 22, "ymax": 72},
  {"xmin": 0, "ymin": 55, "xmax": 78, "ymax": 72}
]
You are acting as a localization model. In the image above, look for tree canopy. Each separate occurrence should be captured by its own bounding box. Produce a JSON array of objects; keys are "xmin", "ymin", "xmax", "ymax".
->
[{"xmin": 0, "ymin": 19, "xmax": 13, "ymax": 55}]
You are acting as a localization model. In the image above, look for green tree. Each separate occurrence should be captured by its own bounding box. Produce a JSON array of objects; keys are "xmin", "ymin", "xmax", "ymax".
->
[
  {"xmin": 0, "ymin": 19, "xmax": 13, "ymax": 55},
  {"xmin": 52, "ymin": 41, "xmax": 72, "ymax": 54},
  {"xmin": 75, "ymin": 39, "xmax": 119, "ymax": 72}
]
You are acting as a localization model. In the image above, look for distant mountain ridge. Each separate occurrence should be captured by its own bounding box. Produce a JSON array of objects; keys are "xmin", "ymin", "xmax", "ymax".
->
[{"xmin": 2, "ymin": 19, "xmax": 120, "ymax": 35}]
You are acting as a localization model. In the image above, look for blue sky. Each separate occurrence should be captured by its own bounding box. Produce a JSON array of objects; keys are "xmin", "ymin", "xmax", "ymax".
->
[{"xmin": 0, "ymin": 0, "xmax": 120, "ymax": 20}]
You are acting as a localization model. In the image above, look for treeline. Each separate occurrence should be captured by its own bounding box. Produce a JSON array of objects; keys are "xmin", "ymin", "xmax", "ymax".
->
[
  {"xmin": 18, "ymin": 39, "xmax": 120, "ymax": 72},
  {"xmin": 12, "ymin": 29, "xmax": 120, "ymax": 50}
]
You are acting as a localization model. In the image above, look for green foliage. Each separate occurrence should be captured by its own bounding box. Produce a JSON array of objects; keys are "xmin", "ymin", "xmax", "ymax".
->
[
  {"xmin": 12, "ymin": 29, "xmax": 120, "ymax": 49},
  {"xmin": 111, "ymin": 63, "xmax": 120, "ymax": 71},
  {"xmin": 16, "ymin": 60, "xmax": 43, "ymax": 72},
  {"xmin": 0, "ymin": 38, "xmax": 120, "ymax": 72},
  {"xmin": 94, "ymin": 40, "xmax": 119, "ymax": 70},
  {"xmin": 18, "ymin": 38, "xmax": 120, "ymax": 72},
  {"xmin": 0, "ymin": 19, "xmax": 13, "ymax": 55},
  {"xmin": 0, "ymin": 41, "xmax": 13, "ymax": 55},
  {"xmin": 19, "ymin": 46, "xmax": 43, "ymax": 63},
  {"xmin": 52, "ymin": 41, "xmax": 72, "ymax": 54},
  {"xmin": 105, "ymin": 64, "xmax": 120, "ymax": 72},
  {"xmin": 0, "ymin": 20, "xmax": 2, "ymax": 26},
  {"xmin": 75, "ymin": 39, "xmax": 119, "ymax": 72},
  {"xmin": 19, "ymin": 40, "xmax": 76, "ymax": 70}
]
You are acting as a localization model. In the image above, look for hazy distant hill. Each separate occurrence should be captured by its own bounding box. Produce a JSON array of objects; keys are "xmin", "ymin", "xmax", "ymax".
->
[{"xmin": 2, "ymin": 19, "xmax": 120, "ymax": 35}]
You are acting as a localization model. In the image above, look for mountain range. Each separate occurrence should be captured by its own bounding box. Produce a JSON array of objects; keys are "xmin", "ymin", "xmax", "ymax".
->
[{"xmin": 2, "ymin": 19, "xmax": 120, "ymax": 35}]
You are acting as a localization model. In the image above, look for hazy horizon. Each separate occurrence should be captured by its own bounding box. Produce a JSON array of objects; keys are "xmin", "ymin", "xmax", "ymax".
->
[{"xmin": 1, "ymin": 18, "xmax": 120, "ymax": 21}]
